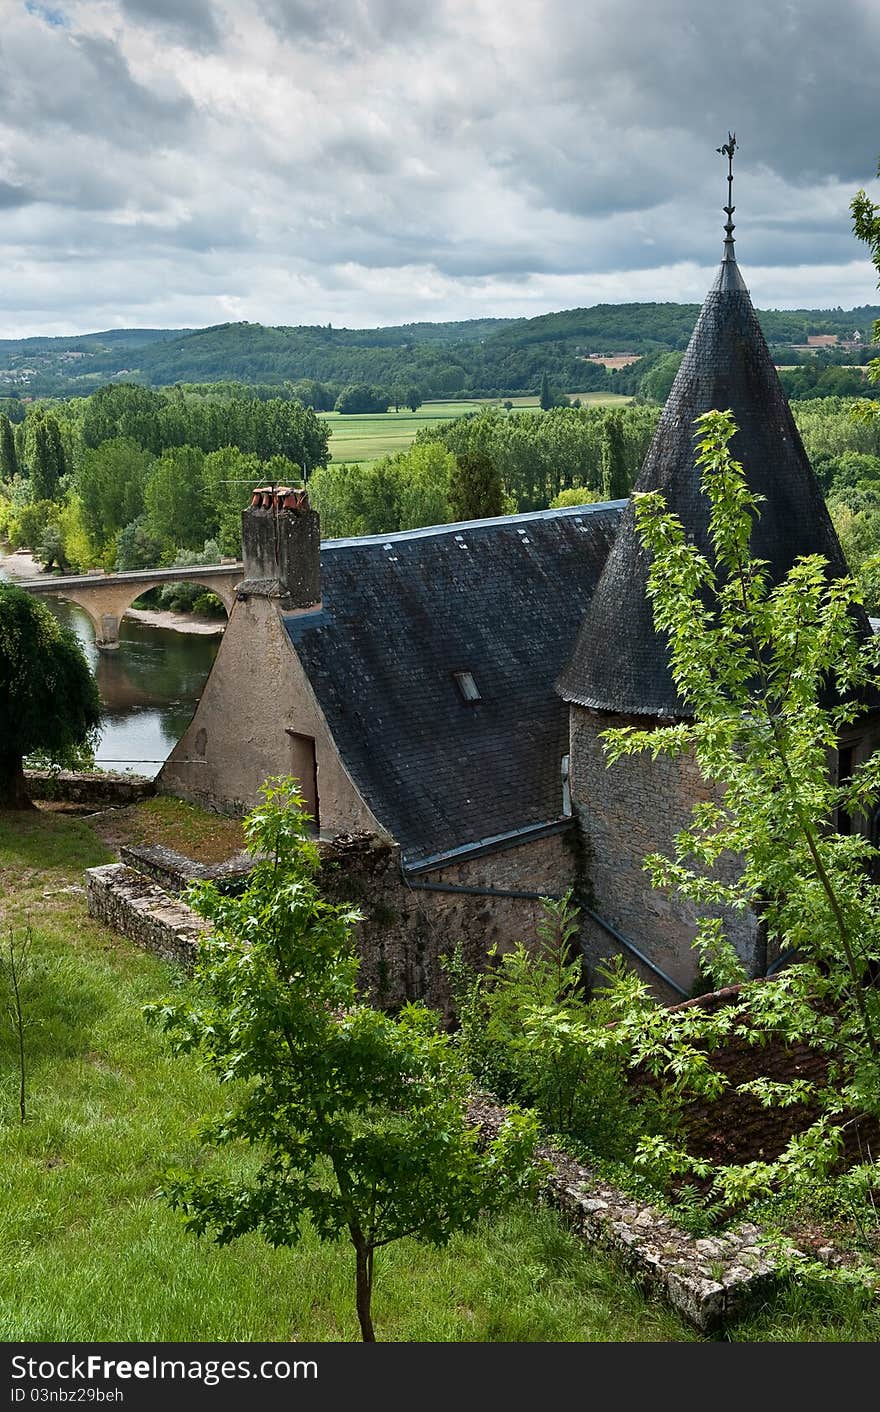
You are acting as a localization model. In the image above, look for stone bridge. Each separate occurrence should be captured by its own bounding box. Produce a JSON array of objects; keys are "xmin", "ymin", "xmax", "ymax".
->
[{"xmin": 17, "ymin": 563, "xmax": 243, "ymax": 648}]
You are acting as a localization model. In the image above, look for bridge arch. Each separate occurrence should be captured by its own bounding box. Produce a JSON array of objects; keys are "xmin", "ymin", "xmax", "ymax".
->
[
  {"xmin": 18, "ymin": 565, "xmax": 242, "ymax": 649},
  {"xmin": 61, "ymin": 576, "xmax": 237, "ymax": 649}
]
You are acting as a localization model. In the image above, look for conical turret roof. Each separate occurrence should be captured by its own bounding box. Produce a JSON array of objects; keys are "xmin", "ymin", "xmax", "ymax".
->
[{"xmin": 557, "ymin": 246, "xmax": 853, "ymax": 717}]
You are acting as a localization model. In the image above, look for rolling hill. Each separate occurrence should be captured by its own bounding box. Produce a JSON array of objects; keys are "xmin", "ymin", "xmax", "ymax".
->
[{"xmin": 1, "ymin": 304, "xmax": 876, "ymax": 400}]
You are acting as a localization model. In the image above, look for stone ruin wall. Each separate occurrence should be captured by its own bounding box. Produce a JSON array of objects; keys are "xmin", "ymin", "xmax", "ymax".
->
[
  {"xmin": 25, "ymin": 770, "xmax": 156, "ymax": 808},
  {"xmin": 322, "ymin": 828, "xmax": 575, "ymax": 1011},
  {"xmin": 87, "ymin": 827, "xmax": 577, "ymax": 1012},
  {"xmin": 86, "ymin": 862, "xmax": 208, "ymax": 969}
]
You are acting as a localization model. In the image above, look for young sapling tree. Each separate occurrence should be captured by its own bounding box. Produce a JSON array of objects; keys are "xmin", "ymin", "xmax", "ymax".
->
[{"xmin": 147, "ymin": 776, "xmax": 538, "ymax": 1340}]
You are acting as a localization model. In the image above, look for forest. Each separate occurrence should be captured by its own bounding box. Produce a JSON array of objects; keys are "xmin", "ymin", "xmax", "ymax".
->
[
  {"xmin": 3, "ymin": 379, "xmax": 880, "ymax": 620},
  {"xmin": 0, "ymin": 385, "xmax": 330, "ymax": 613},
  {"xmin": 2, "ymin": 298, "xmax": 878, "ymax": 402}
]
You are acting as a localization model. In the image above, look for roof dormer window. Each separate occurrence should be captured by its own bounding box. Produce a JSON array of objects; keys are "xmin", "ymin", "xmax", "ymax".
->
[{"xmin": 453, "ymin": 670, "xmax": 481, "ymax": 703}]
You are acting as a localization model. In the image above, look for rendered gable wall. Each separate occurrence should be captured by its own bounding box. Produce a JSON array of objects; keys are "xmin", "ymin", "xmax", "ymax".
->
[{"xmin": 159, "ymin": 593, "xmax": 385, "ymax": 836}]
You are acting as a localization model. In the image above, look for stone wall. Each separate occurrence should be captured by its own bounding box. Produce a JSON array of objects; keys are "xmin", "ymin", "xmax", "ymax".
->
[
  {"xmin": 119, "ymin": 843, "xmax": 254, "ymax": 891},
  {"xmin": 469, "ymin": 1096, "xmax": 779, "ymax": 1332},
  {"xmin": 320, "ymin": 827, "xmax": 575, "ymax": 1011},
  {"xmin": 26, "ymin": 770, "xmax": 156, "ymax": 808},
  {"xmin": 95, "ymin": 827, "xmax": 576, "ymax": 1012},
  {"xmin": 569, "ymin": 705, "xmax": 760, "ymax": 993},
  {"xmin": 85, "ymin": 863, "xmax": 208, "ymax": 968}
]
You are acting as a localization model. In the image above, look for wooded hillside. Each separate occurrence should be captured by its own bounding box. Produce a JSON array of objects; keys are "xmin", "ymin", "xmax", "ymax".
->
[{"xmin": 3, "ymin": 302, "xmax": 877, "ymax": 400}]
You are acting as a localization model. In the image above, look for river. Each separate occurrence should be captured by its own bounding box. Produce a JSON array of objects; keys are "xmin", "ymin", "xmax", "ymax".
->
[{"xmin": 0, "ymin": 552, "xmax": 221, "ymax": 778}]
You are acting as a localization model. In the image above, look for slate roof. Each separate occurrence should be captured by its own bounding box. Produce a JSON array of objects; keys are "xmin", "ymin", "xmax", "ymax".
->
[
  {"xmin": 283, "ymin": 503, "xmax": 622, "ymax": 865},
  {"xmin": 557, "ymin": 248, "xmax": 855, "ymax": 717}
]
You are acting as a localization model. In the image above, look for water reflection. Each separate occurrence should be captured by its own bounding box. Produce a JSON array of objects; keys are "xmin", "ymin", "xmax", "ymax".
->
[
  {"xmin": 55, "ymin": 602, "xmax": 222, "ymax": 776},
  {"xmin": 0, "ymin": 556, "xmax": 221, "ymax": 777}
]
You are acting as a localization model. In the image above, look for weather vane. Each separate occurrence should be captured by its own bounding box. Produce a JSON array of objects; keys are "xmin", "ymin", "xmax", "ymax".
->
[{"xmin": 716, "ymin": 132, "xmax": 737, "ymax": 252}]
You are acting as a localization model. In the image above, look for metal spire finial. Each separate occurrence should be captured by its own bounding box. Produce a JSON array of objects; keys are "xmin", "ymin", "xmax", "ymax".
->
[{"xmin": 716, "ymin": 132, "xmax": 737, "ymax": 259}]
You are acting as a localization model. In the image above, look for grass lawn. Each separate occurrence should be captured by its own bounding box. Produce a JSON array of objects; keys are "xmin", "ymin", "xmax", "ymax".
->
[
  {"xmin": 320, "ymin": 394, "xmax": 632, "ymax": 466},
  {"xmin": 87, "ymin": 795, "xmax": 247, "ymax": 864},
  {"xmin": 0, "ymin": 807, "xmax": 695, "ymax": 1342},
  {"xmin": 1, "ymin": 804, "xmax": 878, "ymax": 1342}
]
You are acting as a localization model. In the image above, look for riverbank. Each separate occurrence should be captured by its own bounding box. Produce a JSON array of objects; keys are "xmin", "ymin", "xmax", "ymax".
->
[
  {"xmin": 0, "ymin": 546, "xmax": 41, "ymax": 578},
  {"xmin": 125, "ymin": 607, "xmax": 224, "ymax": 635},
  {"xmin": 0, "ymin": 548, "xmax": 224, "ymax": 636}
]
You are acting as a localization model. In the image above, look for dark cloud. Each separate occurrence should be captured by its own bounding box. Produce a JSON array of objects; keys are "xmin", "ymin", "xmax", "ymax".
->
[
  {"xmin": 0, "ymin": 26, "xmax": 195, "ymax": 150},
  {"xmin": 258, "ymin": 0, "xmax": 442, "ymax": 52},
  {"xmin": 0, "ymin": 0, "xmax": 878, "ymax": 337},
  {"xmin": 0, "ymin": 180, "xmax": 35, "ymax": 210},
  {"xmin": 543, "ymin": 0, "xmax": 880, "ymax": 187},
  {"xmin": 66, "ymin": 33, "xmax": 195, "ymax": 142},
  {"xmin": 317, "ymin": 132, "xmax": 397, "ymax": 178},
  {"xmin": 118, "ymin": 0, "xmax": 222, "ymax": 51}
]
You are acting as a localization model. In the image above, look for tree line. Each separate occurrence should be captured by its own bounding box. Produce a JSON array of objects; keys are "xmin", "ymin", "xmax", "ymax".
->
[
  {"xmin": 6, "ymin": 296, "xmax": 878, "ymax": 402},
  {"xmin": 308, "ymin": 404, "xmax": 661, "ymax": 538},
  {"xmin": 4, "ymin": 380, "xmax": 880, "ymax": 600},
  {"xmin": 0, "ymin": 383, "xmax": 330, "ymax": 575}
]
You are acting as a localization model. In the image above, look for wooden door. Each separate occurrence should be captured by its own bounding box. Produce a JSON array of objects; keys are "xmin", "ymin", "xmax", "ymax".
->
[{"xmin": 286, "ymin": 730, "xmax": 319, "ymax": 830}]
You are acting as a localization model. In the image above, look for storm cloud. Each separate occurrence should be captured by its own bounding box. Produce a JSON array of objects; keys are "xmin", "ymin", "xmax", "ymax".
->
[{"xmin": 0, "ymin": 0, "xmax": 878, "ymax": 336}]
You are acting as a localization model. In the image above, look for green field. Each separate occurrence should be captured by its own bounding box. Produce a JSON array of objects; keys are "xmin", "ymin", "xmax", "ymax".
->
[{"xmin": 320, "ymin": 394, "xmax": 632, "ymax": 465}]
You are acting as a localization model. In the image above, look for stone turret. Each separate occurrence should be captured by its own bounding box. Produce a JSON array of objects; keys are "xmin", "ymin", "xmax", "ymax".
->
[
  {"xmin": 238, "ymin": 486, "xmax": 321, "ymax": 611},
  {"xmin": 557, "ymin": 242, "xmax": 854, "ymax": 717},
  {"xmin": 558, "ymin": 152, "xmax": 859, "ymax": 993}
]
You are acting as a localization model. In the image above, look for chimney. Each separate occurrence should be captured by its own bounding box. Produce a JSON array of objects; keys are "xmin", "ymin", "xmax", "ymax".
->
[{"xmin": 239, "ymin": 487, "xmax": 321, "ymax": 610}]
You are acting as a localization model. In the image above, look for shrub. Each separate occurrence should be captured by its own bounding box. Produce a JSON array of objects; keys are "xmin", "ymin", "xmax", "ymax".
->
[{"xmin": 444, "ymin": 894, "xmax": 670, "ymax": 1163}]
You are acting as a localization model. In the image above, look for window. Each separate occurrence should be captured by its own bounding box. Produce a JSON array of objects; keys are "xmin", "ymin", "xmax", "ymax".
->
[
  {"xmin": 838, "ymin": 745, "xmax": 854, "ymax": 836},
  {"xmin": 452, "ymin": 670, "xmax": 481, "ymax": 703},
  {"xmin": 561, "ymin": 753, "xmax": 571, "ymax": 817}
]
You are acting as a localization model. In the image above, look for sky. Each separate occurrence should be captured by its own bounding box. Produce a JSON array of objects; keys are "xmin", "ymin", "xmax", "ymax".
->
[{"xmin": 1, "ymin": 0, "xmax": 880, "ymax": 337}]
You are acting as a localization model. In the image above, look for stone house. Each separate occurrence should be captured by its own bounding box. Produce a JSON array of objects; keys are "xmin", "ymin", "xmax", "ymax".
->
[
  {"xmin": 159, "ymin": 231, "xmax": 877, "ymax": 1005},
  {"xmin": 160, "ymin": 491, "xmax": 623, "ymax": 1004}
]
